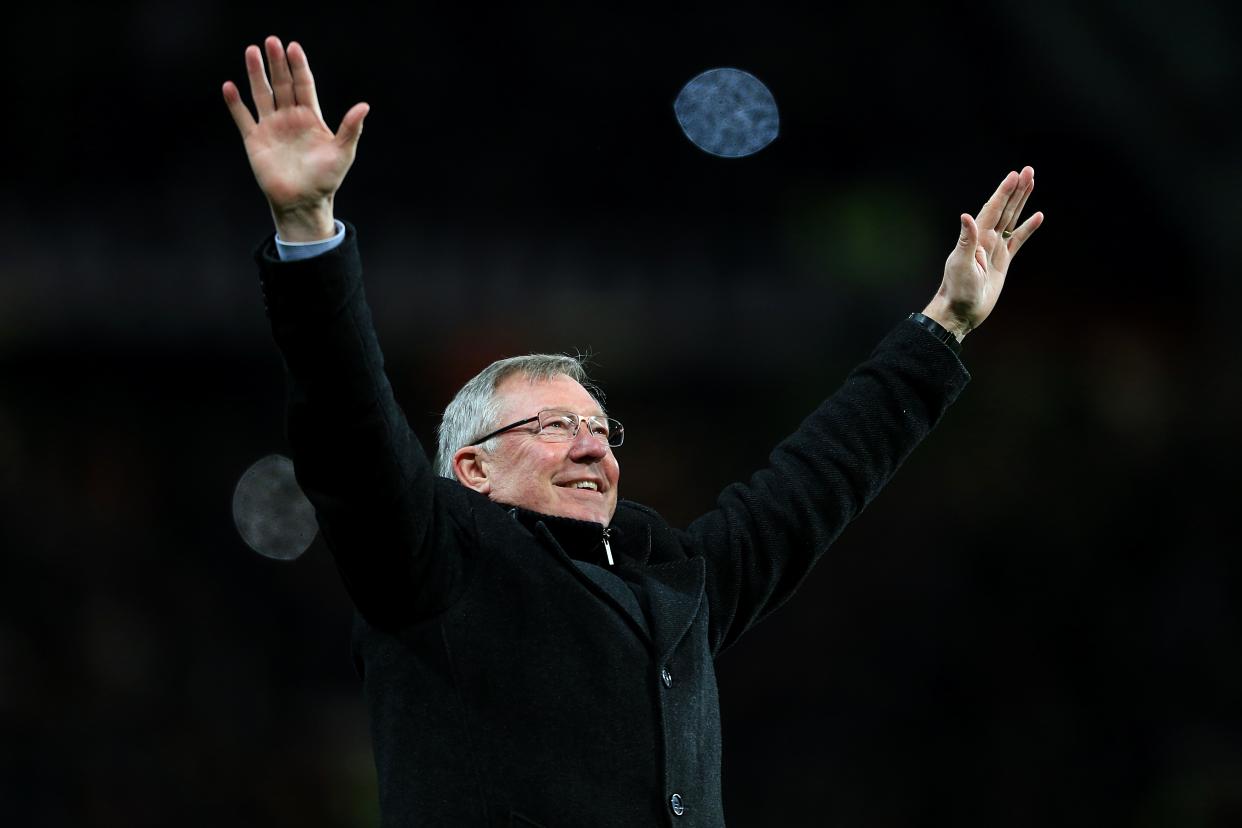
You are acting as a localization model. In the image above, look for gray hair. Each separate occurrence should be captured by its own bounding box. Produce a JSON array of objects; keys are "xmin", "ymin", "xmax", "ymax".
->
[{"xmin": 434, "ymin": 354, "xmax": 602, "ymax": 479}]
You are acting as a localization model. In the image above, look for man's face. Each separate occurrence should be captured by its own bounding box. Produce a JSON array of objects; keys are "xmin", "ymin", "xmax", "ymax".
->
[{"xmin": 466, "ymin": 373, "xmax": 620, "ymax": 525}]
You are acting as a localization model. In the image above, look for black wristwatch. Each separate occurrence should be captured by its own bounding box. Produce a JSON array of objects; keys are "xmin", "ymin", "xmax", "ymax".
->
[{"xmin": 907, "ymin": 312, "xmax": 962, "ymax": 355}]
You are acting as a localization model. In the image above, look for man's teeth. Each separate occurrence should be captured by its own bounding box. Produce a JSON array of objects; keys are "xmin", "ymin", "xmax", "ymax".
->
[{"xmin": 570, "ymin": 481, "xmax": 598, "ymax": 491}]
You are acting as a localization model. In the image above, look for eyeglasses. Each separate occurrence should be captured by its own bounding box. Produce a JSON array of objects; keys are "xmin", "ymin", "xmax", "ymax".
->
[{"xmin": 469, "ymin": 408, "xmax": 625, "ymax": 448}]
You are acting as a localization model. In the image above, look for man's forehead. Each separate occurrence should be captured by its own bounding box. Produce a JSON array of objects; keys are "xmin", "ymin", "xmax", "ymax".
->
[{"xmin": 495, "ymin": 373, "xmax": 604, "ymax": 417}]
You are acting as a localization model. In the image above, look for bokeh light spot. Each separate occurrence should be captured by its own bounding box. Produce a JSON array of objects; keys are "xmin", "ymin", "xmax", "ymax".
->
[
  {"xmin": 232, "ymin": 454, "xmax": 317, "ymax": 561},
  {"xmin": 674, "ymin": 68, "xmax": 779, "ymax": 158}
]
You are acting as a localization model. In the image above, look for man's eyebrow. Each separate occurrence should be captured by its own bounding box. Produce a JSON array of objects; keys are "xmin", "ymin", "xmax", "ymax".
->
[{"xmin": 545, "ymin": 406, "xmax": 607, "ymax": 418}]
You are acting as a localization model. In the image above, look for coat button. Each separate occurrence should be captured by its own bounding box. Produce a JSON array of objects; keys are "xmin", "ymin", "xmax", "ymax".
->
[
  {"xmin": 661, "ymin": 667, "xmax": 673, "ymax": 688},
  {"xmin": 670, "ymin": 793, "xmax": 685, "ymax": 816}
]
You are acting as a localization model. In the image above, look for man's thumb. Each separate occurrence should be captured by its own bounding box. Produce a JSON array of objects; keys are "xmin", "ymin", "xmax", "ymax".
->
[
  {"xmin": 957, "ymin": 214, "xmax": 977, "ymax": 250},
  {"xmin": 337, "ymin": 102, "xmax": 370, "ymax": 146}
]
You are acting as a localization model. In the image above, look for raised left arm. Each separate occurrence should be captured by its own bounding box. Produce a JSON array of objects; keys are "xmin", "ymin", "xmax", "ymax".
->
[{"xmin": 691, "ymin": 168, "xmax": 1043, "ymax": 654}]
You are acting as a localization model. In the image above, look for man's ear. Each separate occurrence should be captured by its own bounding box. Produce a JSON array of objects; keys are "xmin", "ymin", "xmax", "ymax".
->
[{"xmin": 453, "ymin": 446, "xmax": 492, "ymax": 494}]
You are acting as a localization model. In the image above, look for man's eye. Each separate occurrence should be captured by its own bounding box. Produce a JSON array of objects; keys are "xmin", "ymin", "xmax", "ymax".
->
[
  {"xmin": 590, "ymin": 422, "xmax": 609, "ymax": 437},
  {"xmin": 543, "ymin": 418, "xmax": 573, "ymax": 431}
]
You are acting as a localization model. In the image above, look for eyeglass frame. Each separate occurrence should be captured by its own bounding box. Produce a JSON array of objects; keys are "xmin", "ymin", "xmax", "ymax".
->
[{"xmin": 468, "ymin": 408, "xmax": 625, "ymax": 448}]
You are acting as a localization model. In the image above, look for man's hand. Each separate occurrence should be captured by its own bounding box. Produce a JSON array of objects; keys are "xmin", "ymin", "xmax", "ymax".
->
[
  {"xmin": 922, "ymin": 167, "xmax": 1043, "ymax": 341},
  {"xmin": 222, "ymin": 36, "xmax": 369, "ymax": 241}
]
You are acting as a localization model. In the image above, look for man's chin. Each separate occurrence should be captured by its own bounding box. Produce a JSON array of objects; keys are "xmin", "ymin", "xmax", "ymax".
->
[
  {"xmin": 550, "ymin": 493, "xmax": 613, "ymax": 526},
  {"xmin": 560, "ymin": 505, "xmax": 609, "ymax": 525}
]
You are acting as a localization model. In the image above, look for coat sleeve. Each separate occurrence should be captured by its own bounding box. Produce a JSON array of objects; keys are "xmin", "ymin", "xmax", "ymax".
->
[
  {"xmin": 257, "ymin": 224, "xmax": 474, "ymax": 628},
  {"xmin": 685, "ymin": 320, "xmax": 971, "ymax": 655}
]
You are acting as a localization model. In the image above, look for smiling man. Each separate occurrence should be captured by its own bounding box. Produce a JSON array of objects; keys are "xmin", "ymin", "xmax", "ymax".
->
[
  {"xmin": 448, "ymin": 368, "xmax": 622, "ymax": 530},
  {"xmin": 225, "ymin": 37, "xmax": 1041, "ymax": 827}
]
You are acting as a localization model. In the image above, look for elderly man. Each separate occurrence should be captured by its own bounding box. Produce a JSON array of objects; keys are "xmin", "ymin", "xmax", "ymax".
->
[{"xmin": 224, "ymin": 37, "xmax": 1042, "ymax": 827}]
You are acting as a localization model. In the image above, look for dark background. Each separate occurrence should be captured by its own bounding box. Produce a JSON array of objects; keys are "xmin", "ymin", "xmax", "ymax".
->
[{"xmin": 3, "ymin": 1, "xmax": 1241, "ymax": 825}]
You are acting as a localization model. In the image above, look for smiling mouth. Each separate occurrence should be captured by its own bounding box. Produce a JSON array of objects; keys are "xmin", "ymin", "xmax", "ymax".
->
[{"xmin": 558, "ymin": 481, "xmax": 601, "ymax": 492}]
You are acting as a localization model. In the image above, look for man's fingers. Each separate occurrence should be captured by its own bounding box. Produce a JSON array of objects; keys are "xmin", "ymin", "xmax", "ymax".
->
[
  {"xmin": 336, "ymin": 102, "xmax": 370, "ymax": 148},
  {"xmin": 244, "ymin": 44, "xmax": 274, "ymax": 117},
  {"xmin": 998, "ymin": 167, "xmax": 1035, "ymax": 232},
  {"xmin": 222, "ymin": 81, "xmax": 256, "ymax": 137},
  {"xmin": 1002, "ymin": 184, "xmax": 1032, "ymax": 233},
  {"xmin": 994, "ymin": 183, "xmax": 1026, "ymax": 234},
  {"xmin": 1006, "ymin": 210, "xmax": 1044, "ymax": 256},
  {"xmin": 287, "ymin": 41, "xmax": 323, "ymax": 119},
  {"xmin": 976, "ymin": 170, "xmax": 1019, "ymax": 232},
  {"xmin": 265, "ymin": 36, "xmax": 295, "ymax": 110}
]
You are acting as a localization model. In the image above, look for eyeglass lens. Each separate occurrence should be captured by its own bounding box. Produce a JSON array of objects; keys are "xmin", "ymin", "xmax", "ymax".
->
[{"xmin": 537, "ymin": 410, "xmax": 624, "ymax": 447}]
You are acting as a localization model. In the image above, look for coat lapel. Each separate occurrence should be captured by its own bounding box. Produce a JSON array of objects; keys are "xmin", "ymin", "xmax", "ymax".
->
[
  {"xmin": 513, "ymin": 507, "xmax": 707, "ymax": 662},
  {"xmin": 574, "ymin": 563, "xmax": 650, "ymax": 638},
  {"xmin": 533, "ymin": 523, "xmax": 654, "ymax": 645},
  {"xmin": 641, "ymin": 557, "xmax": 706, "ymax": 665}
]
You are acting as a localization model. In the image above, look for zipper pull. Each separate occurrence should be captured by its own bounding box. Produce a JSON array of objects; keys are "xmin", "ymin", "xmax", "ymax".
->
[{"xmin": 602, "ymin": 527, "xmax": 614, "ymax": 566}]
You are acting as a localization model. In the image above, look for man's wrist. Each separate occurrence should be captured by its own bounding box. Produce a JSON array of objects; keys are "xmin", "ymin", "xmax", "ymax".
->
[
  {"xmin": 271, "ymin": 199, "xmax": 337, "ymax": 243},
  {"xmin": 918, "ymin": 298, "xmax": 971, "ymax": 343},
  {"xmin": 908, "ymin": 312, "xmax": 963, "ymax": 354}
]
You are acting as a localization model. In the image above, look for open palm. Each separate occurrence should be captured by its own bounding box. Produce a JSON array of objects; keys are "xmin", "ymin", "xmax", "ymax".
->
[
  {"xmin": 925, "ymin": 167, "xmax": 1044, "ymax": 338},
  {"xmin": 223, "ymin": 37, "xmax": 368, "ymax": 240}
]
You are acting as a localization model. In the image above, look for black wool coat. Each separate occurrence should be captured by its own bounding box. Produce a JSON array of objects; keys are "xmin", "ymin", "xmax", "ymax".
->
[{"xmin": 257, "ymin": 226, "xmax": 970, "ymax": 827}]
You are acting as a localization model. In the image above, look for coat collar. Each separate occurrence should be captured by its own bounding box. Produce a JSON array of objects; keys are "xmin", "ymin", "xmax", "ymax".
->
[
  {"xmin": 504, "ymin": 505, "xmax": 614, "ymax": 566},
  {"xmin": 503, "ymin": 503, "xmax": 703, "ymax": 661}
]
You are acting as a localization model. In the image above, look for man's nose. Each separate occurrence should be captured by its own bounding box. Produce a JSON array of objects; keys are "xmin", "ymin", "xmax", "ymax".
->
[{"xmin": 567, "ymin": 422, "xmax": 608, "ymax": 460}]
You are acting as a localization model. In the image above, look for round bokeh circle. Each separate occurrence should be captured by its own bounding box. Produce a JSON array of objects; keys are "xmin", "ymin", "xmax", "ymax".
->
[
  {"xmin": 674, "ymin": 67, "xmax": 779, "ymax": 158},
  {"xmin": 232, "ymin": 454, "xmax": 318, "ymax": 561}
]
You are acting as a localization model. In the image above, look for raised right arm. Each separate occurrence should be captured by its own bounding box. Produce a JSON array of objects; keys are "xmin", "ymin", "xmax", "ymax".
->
[{"xmin": 226, "ymin": 39, "xmax": 471, "ymax": 628}]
